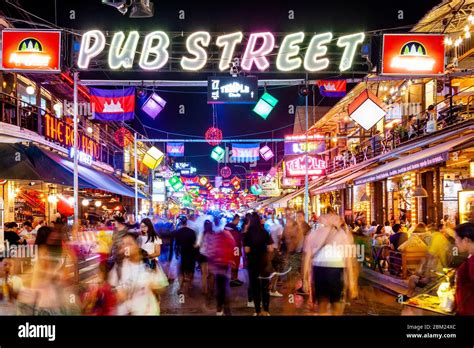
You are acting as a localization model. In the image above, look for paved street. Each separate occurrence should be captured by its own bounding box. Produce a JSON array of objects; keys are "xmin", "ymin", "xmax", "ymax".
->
[{"xmin": 160, "ymin": 269, "xmax": 402, "ymax": 316}]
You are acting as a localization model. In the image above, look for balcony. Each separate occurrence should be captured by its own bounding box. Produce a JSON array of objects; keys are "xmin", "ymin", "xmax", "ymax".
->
[{"xmin": 324, "ymin": 101, "xmax": 474, "ymax": 176}]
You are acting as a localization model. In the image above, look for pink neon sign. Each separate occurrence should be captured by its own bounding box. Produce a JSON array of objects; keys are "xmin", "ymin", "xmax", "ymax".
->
[{"xmin": 285, "ymin": 155, "xmax": 326, "ymax": 177}]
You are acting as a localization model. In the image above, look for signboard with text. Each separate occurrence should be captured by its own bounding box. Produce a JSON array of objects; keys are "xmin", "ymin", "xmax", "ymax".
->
[
  {"xmin": 284, "ymin": 134, "xmax": 326, "ymax": 155},
  {"xmin": 1, "ymin": 30, "xmax": 61, "ymax": 73},
  {"xmin": 284, "ymin": 154, "xmax": 326, "ymax": 178},
  {"xmin": 43, "ymin": 114, "xmax": 100, "ymax": 160},
  {"xmin": 208, "ymin": 76, "xmax": 258, "ymax": 104},
  {"xmin": 382, "ymin": 34, "xmax": 445, "ymax": 76}
]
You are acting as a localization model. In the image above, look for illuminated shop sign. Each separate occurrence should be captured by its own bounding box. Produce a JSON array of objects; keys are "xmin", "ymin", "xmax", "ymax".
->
[
  {"xmin": 174, "ymin": 162, "xmax": 191, "ymax": 171},
  {"xmin": 69, "ymin": 148, "xmax": 93, "ymax": 166},
  {"xmin": 382, "ymin": 34, "xmax": 445, "ymax": 75},
  {"xmin": 284, "ymin": 134, "xmax": 326, "ymax": 155},
  {"xmin": 43, "ymin": 114, "xmax": 100, "ymax": 160},
  {"xmin": 1, "ymin": 30, "xmax": 61, "ymax": 72},
  {"xmin": 284, "ymin": 155, "xmax": 326, "ymax": 177},
  {"xmin": 77, "ymin": 30, "xmax": 365, "ymax": 72},
  {"xmin": 208, "ymin": 76, "xmax": 258, "ymax": 104}
]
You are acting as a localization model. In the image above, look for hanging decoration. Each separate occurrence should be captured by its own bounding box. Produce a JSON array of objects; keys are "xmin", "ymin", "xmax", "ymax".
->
[
  {"xmin": 205, "ymin": 104, "xmax": 223, "ymax": 145},
  {"xmin": 211, "ymin": 146, "xmax": 225, "ymax": 162},
  {"xmin": 205, "ymin": 127, "xmax": 223, "ymax": 146},
  {"xmin": 114, "ymin": 127, "xmax": 133, "ymax": 147},
  {"xmin": 259, "ymin": 145, "xmax": 274, "ymax": 161},
  {"xmin": 169, "ymin": 176, "xmax": 184, "ymax": 191},
  {"xmin": 250, "ymin": 184, "xmax": 263, "ymax": 195},
  {"xmin": 231, "ymin": 143, "xmax": 260, "ymax": 163},
  {"xmin": 142, "ymin": 146, "xmax": 164, "ymax": 170},
  {"xmin": 253, "ymin": 91, "xmax": 278, "ymax": 119},
  {"xmin": 166, "ymin": 142, "xmax": 185, "ymax": 157},
  {"xmin": 220, "ymin": 166, "xmax": 232, "ymax": 178}
]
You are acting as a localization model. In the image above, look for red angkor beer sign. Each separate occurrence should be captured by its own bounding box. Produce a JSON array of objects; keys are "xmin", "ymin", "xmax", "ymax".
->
[
  {"xmin": 284, "ymin": 155, "xmax": 326, "ymax": 177},
  {"xmin": 1, "ymin": 30, "xmax": 61, "ymax": 72},
  {"xmin": 382, "ymin": 34, "xmax": 445, "ymax": 75}
]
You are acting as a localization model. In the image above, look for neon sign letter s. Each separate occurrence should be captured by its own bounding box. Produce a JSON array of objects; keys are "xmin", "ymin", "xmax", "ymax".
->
[
  {"xmin": 181, "ymin": 31, "xmax": 211, "ymax": 71},
  {"xmin": 78, "ymin": 30, "xmax": 106, "ymax": 69},
  {"xmin": 139, "ymin": 31, "xmax": 170, "ymax": 70}
]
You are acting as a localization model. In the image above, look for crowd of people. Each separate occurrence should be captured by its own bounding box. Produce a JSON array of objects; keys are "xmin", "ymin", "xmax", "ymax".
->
[{"xmin": 1, "ymin": 210, "xmax": 473, "ymax": 316}]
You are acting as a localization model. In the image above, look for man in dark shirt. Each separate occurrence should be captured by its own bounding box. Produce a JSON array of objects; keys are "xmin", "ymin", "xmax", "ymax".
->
[
  {"xmin": 389, "ymin": 223, "xmax": 408, "ymax": 275},
  {"xmin": 174, "ymin": 216, "xmax": 197, "ymax": 293},
  {"xmin": 389, "ymin": 224, "xmax": 408, "ymax": 250},
  {"xmin": 4, "ymin": 222, "xmax": 26, "ymax": 247},
  {"xmin": 225, "ymin": 214, "xmax": 243, "ymax": 287}
]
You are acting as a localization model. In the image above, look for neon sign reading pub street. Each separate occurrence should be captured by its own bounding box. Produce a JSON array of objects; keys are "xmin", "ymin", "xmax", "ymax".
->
[{"xmin": 77, "ymin": 30, "xmax": 365, "ymax": 73}]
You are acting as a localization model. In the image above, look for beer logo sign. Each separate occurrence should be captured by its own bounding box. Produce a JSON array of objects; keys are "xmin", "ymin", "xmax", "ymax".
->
[
  {"xmin": 1, "ymin": 30, "xmax": 61, "ymax": 72},
  {"xmin": 382, "ymin": 34, "xmax": 445, "ymax": 76},
  {"xmin": 10, "ymin": 37, "xmax": 51, "ymax": 68},
  {"xmin": 390, "ymin": 41, "xmax": 435, "ymax": 72}
]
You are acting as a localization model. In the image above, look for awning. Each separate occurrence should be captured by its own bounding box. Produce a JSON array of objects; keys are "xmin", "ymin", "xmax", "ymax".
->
[
  {"xmin": 34, "ymin": 147, "xmax": 146, "ymax": 198},
  {"xmin": 0, "ymin": 143, "xmax": 43, "ymax": 181},
  {"xmin": 354, "ymin": 135, "xmax": 474, "ymax": 185},
  {"xmin": 312, "ymin": 169, "xmax": 370, "ymax": 195}
]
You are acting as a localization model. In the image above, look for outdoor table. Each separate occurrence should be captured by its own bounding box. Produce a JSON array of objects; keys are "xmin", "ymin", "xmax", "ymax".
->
[{"xmin": 402, "ymin": 294, "xmax": 454, "ymax": 316}]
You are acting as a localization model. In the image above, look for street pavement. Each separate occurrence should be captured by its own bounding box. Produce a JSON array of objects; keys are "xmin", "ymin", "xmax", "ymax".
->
[{"xmin": 160, "ymin": 268, "xmax": 403, "ymax": 316}]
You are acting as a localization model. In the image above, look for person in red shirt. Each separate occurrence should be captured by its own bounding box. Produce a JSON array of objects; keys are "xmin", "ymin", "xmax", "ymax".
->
[{"xmin": 454, "ymin": 222, "xmax": 474, "ymax": 316}]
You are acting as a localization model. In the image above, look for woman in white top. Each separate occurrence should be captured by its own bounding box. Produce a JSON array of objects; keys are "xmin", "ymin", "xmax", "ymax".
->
[
  {"xmin": 139, "ymin": 218, "xmax": 162, "ymax": 270},
  {"xmin": 109, "ymin": 233, "xmax": 161, "ymax": 315},
  {"xmin": 303, "ymin": 213, "xmax": 358, "ymax": 315}
]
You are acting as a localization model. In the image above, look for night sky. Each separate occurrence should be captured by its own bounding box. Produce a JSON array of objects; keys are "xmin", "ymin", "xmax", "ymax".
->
[{"xmin": 1, "ymin": 0, "xmax": 440, "ymax": 177}]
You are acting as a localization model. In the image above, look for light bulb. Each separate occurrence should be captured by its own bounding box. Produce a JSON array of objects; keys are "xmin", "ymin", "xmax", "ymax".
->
[
  {"xmin": 87, "ymin": 127, "xmax": 93, "ymax": 134},
  {"xmin": 95, "ymin": 200, "xmax": 102, "ymax": 207},
  {"xmin": 82, "ymin": 199, "xmax": 90, "ymax": 206},
  {"xmin": 466, "ymin": 32, "xmax": 471, "ymax": 39},
  {"xmin": 26, "ymin": 86, "xmax": 35, "ymax": 95},
  {"xmin": 47, "ymin": 194, "xmax": 58, "ymax": 203},
  {"xmin": 465, "ymin": 25, "xmax": 470, "ymax": 32}
]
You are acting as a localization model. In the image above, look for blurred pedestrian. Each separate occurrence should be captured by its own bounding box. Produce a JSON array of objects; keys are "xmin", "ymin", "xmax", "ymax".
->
[
  {"xmin": 206, "ymin": 216, "xmax": 236, "ymax": 316},
  {"xmin": 454, "ymin": 223, "xmax": 474, "ymax": 315},
  {"xmin": 174, "ymin": 216, "xmax": 197, "ymax": 293},
  {"xmin": 304, "ymin": 213, "xmax": 358, "ymax": 315},
  {"xmin": 225, "ymin": 214, "xmax": 243, "ymax": 287},
  {"xmin": 109, "ymin": 233, "xmax": 162, "ymax": 315},
  {"xmin": 244, "ymin": 213, "xmax": 273, "ymax": 316}
]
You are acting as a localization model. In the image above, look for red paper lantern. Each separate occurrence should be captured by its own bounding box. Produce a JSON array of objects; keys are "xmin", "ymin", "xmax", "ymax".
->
[
  {"xmin": 205, "ymin": 127, "xmax": 223, "ymax": 146},
  {"xmin": 114, "ymin": 127, "xmax": 133, "ymax": 147}
]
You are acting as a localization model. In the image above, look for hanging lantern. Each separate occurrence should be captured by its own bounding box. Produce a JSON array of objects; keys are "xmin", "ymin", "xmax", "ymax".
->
[
  {"xmin": 169, "ymin": 176, "xmax": 184, "ymax": 191},
  {"xmin": 114, "ymin": 127, "xmax": 133, "ymax": 147},
  {"xmin": 205, "ymin": 127, "xmax": 223, "ymax": 146},
  {"xmin": 220, "ymin": 166, "xmax": 232, "ymax": 178},
  {"xmin": 142, "ymin": 146, "xmax": 164, "ymax": 170},
  {"xmin": 230, "ymin": 176, "xmax": 241, "ymax": 187},
  {"xmin": 348, "ymin": 89, "xmax": 386, "ymax": 131},
  {"xmin": 199, "ymin": 176, "xmax": 209, "ymax": 186},
  {"xmin": 259, "ymin": 145, "xmax": 274, "ymax": 161},
  {"xmin": 210, "ymin": 146, "xmax": 225, "ymax": 162}
]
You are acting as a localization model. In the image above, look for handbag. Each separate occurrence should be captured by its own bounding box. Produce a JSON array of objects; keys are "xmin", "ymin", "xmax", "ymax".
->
[{"xmin": 149, "ymin": 263, "xmax": 169, "ymax": 291}]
